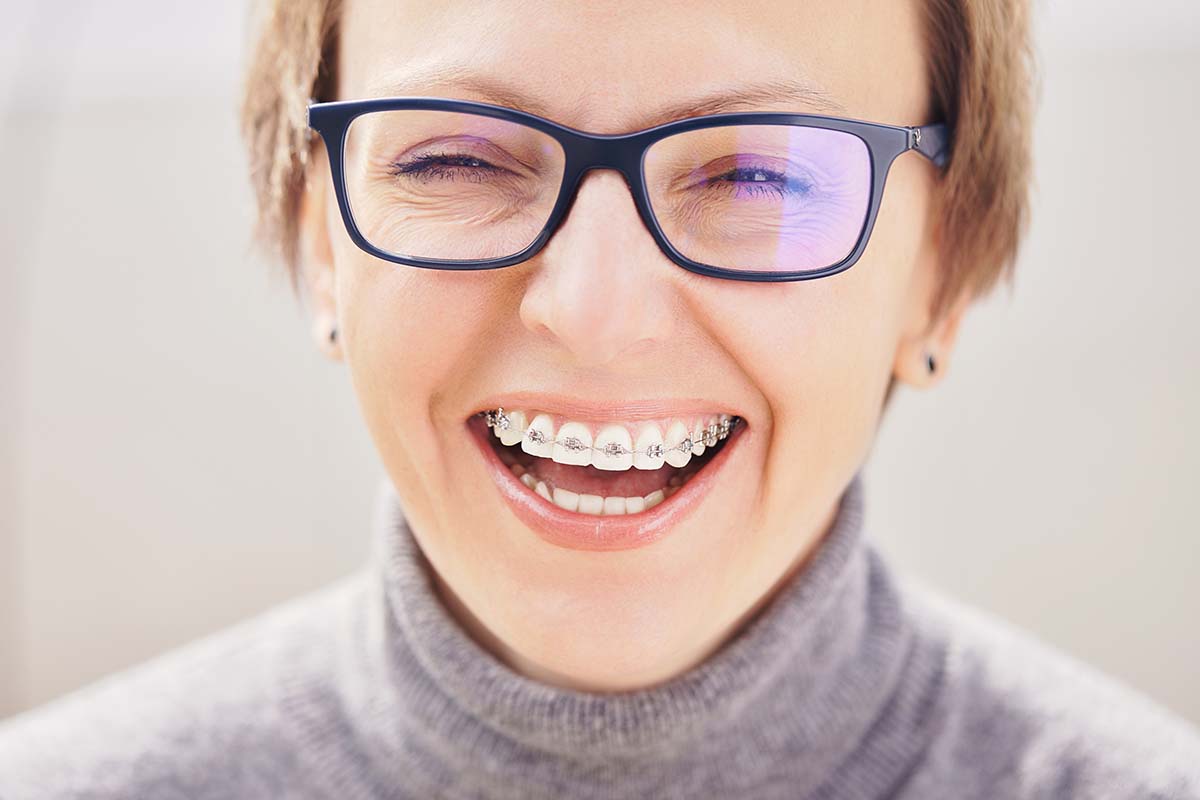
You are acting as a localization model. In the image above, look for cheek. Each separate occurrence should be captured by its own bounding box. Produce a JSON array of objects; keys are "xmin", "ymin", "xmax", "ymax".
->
[
  {"xmin": 695, "ymin": 169, "xmax": 928, "ymax": 473},
  {"xmin": 334, "ymin": 244, "xmax": 499, "ymax": 478},
  {"xmin": 710, "ymin": 279, "xmax": 888, "ymax": 433}
]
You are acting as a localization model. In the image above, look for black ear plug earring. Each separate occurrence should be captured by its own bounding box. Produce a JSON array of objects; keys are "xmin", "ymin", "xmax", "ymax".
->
[{"xmin": 925, "ymin": 351, "xmax": 937, "ymax": 374}]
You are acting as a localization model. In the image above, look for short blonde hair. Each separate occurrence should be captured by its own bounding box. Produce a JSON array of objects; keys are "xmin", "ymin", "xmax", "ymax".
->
[{"xmin": 240, "ymin": 0, "xmax": 1035, "ymax": 322}]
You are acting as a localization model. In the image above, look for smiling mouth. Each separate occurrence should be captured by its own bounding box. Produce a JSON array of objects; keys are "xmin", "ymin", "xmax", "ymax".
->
[{"xmin": 471, "ymin": 408, "xmax": 744, "ymax": 516}]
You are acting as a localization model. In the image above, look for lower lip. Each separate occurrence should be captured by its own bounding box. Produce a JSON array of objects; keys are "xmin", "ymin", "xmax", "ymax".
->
[{"xmin": 465, "ymin": 413, "xmax": 749, "ymax": 552}]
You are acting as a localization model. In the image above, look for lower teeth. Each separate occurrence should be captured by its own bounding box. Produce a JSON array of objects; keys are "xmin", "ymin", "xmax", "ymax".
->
[{"xmin": 509, "ymin": 457, "xmax": 702, "ymax": 516}]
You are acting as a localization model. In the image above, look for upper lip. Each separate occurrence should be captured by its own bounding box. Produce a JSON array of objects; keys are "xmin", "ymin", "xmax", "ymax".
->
[{"xmin": 467, "ymin": 392, "xmax": 746, "ymax": 425}]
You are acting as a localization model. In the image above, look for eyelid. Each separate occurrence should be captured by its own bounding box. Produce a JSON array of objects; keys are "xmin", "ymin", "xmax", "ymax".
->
[{"xmin": 392, "ymin": 135, "xmax": 544, "ymax": 175}]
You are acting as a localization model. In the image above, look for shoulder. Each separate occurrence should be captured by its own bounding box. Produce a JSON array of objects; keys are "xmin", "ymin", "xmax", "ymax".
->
[
  {"xmin": 895, "ymin": 573, "xmax": 1200, "ymax": 800},
  {"xmin": 0, "ymin": 570, "xmax": 371, "ymax": 800}
]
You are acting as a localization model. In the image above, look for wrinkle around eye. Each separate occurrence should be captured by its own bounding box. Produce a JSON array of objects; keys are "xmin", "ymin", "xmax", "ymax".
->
[{"xmin": 356, "ymin": 182, "xmax": 549, "ymax": 229}]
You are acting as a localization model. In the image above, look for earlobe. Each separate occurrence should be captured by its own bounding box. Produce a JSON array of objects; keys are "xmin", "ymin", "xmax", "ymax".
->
[
  {"xmin": 892, "ymin": 287, "xmax": 972, "ymax": 389},
  {"xmin": 308, "ymin": 267, "xmax": 342, "ymax": 361},
  {"xmin": 298, "ymin": 146, "xmax": 343, "ymax": 362}
]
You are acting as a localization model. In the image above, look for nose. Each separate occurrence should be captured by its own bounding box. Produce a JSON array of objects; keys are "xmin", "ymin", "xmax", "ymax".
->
[{"xmin": 518, "ymin": 168, "xmax": 677, "ymax": 368}]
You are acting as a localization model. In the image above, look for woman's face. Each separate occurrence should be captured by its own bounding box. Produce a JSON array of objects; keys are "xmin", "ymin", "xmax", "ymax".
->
[{"xmin": 301, "ymin": 0, "xmax": 967, "ymax": 691}]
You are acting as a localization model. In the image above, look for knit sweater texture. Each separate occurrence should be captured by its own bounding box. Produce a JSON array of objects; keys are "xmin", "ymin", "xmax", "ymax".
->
[{"xmin": 1, "ymin": 471, "xmax": 1199, "ymax": 799}]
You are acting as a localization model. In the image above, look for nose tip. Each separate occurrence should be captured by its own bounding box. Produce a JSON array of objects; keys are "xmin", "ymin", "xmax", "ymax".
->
[{"xmin": 518, "ymin": 168, "xmax": 675, "ymax": 368}]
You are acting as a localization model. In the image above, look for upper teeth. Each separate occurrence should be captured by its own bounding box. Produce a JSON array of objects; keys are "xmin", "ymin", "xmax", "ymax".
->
[{"xmin": 480, "ymin": 407, "xmax": 741, "ymax": 472}]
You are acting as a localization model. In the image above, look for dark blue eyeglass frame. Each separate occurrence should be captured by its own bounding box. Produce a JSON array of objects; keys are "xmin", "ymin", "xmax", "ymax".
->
[{"xmin": 306, "ymin": 96, "xmax": 951, "ymax": 283}]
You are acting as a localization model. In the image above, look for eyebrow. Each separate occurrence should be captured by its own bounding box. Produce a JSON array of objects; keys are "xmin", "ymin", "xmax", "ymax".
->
[{"xmin": 363, "ymin": 63, "xmax": 848, "ymax": 130}]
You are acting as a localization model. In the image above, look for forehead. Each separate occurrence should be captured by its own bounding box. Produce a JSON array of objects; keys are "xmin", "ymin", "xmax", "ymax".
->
[{"xmin": 337, "ymin": 0, "xmax": 929, "ymax": 133}]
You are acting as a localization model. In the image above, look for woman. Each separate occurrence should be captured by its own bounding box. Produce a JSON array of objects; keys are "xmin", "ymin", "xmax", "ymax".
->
[{"xmin": 2, "ymin": 0, "xmax": 1199, "ymax": 797}]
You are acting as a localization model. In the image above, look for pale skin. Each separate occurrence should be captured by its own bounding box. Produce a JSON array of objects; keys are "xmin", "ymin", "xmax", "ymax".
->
[{"xmin": 298, "ymin": 0, "xmax": 971, "ymax": 692}]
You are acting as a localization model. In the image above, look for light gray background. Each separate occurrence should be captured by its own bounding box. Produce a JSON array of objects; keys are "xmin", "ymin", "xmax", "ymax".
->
[{"xmin": 1, "ymin": 1, "xmax": 1197, "ymax": 726}]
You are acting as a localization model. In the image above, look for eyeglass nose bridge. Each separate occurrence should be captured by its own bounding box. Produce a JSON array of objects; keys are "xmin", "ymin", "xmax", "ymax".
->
[
  {"xmin": 537, "ymin": 132, "xmax": 668, "ymax": 260},
  {"xmin": 559, "ymin": 128, "xmax": 649, "ymax": 175},
  {"xmin": 554, "ymin": 164, "xmax": 640, "ymax": 223}
]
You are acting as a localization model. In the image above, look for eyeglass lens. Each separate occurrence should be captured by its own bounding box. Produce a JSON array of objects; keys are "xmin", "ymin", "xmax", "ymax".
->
[{"xmin": 343, "ymin": 110, "xmax": 871, "ymax": 273}]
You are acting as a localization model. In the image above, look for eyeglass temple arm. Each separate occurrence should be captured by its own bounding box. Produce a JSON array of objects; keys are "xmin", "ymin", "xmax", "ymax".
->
[{"xmin": 909, "ymin": 122, "xmax": 951, "ymax": 169}]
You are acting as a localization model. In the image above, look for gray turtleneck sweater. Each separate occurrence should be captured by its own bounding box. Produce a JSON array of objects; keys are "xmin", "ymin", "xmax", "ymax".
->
[{"xmin": 1, "ymin": 472, "xmax": 1199, "ymax": 799}]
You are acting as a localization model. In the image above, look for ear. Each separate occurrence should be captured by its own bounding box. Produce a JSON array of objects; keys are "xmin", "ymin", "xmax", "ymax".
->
[
  {"xmin": 891, "ymin": 181, "xmax": 974, "ymax": 388},
  {"xmin": 298, "ymin": 143, "xmax": 343, "ymax": 361}
]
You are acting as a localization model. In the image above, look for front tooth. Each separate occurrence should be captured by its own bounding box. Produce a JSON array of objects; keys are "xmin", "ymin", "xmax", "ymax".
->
[
  {"xmin": 535, "ymin": 480, "xmax": 553, "ymax": 501},
  {"xmin": 643, "ymin": 489, "xmax": 665, "ymax": 509},
  {"xmin": 704, "ymin": 416, "xmax": 720, "ymax": 446},
  {"xmin": 552, "ymin": 486, "xmax": 580, "ymax": 512},
  {"xmin": 690, "ymin": 419, "xmax": 707, "ymax": 456},
  {"xmin": 520, "ymin": 473, "xmax": 537, "ymax": 489},
  {"xmin": 602, "ymin": 496, "xmax": 626, "ymax": 515},
  {"xmin": 663, "ymin": 420, "xmax": 693, "ymax": 468},
  {"xmin": 592, "ymin": 424, "xmax": 634, "ymax": 471},
  {"xmin": 521, "ymin": 413, "xmax": 556, "ymax": 458},
  {"xmin": 553, "ymin": 421, "xmax": 593, "ymax": 466},
  {"xmin": 577, "ymin": 494, "xmax": 604, "ymax": 515},
  {"xmin": 498, "ymin": 409, "xmax": 527, "ymax": 446},
  {"xmin": 633, "ymin": 423, "xmax": 666, "ymax": 470},
  {"xmin": 624, "ymin": 495, "xmax": 646, "ymax": 513}
]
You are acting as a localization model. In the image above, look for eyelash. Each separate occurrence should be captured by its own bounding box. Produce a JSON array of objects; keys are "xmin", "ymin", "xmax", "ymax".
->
[
  {"xmin": 702, "ymin": 167, "xmax": 814, "ymax": 200},
  {"xmin": 388, "ymin": 152, "xmax": 505, "ymax": 183}
]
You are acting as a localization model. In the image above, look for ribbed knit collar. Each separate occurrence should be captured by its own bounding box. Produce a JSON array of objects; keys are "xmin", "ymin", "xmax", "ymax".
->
[{"xmin": 351, "ymin": 471, "xmax": 938, "ymax": 796}]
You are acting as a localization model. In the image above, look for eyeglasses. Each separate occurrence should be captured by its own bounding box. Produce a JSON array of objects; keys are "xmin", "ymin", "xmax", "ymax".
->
[{"xmin": 306, "ymin": 96, "xmax": 950, "ymax": 283}]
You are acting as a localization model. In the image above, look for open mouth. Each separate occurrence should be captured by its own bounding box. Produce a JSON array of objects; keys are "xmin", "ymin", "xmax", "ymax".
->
[
  {"xmin": 464, "ymin": 407, "xmax": 748, "ymax": 551},
  {"xmin": 477, "ymin": 412, "xmax": 741, "ymax": 514}
]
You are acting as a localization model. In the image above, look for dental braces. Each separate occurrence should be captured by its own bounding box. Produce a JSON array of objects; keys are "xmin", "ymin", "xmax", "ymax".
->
[{"xmin": 478, "ymin": 407, "xmax": 742, "ymax": 459}]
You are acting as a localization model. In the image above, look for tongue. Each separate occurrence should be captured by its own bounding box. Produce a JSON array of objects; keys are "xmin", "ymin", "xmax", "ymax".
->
[{"xmin": 529, "ymin": 458, "xmax": 684, "ymax": 497}]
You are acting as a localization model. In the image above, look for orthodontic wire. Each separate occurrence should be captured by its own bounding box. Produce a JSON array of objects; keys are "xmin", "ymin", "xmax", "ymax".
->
[{"xmin": 477, "ymin": 408, "xmax": 742, "ymax": 459}]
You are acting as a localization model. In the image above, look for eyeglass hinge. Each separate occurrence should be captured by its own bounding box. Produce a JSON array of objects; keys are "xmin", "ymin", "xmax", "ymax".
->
[{"xmin": 908, "ymin": 126, "xmax": 922, "ymax": 150}]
